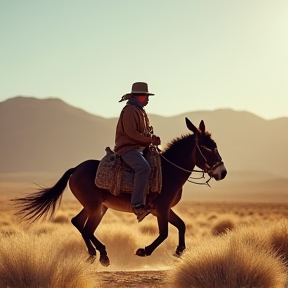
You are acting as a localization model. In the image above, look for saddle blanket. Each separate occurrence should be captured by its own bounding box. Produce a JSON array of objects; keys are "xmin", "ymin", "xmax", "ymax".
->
[{"xmin": 95, "ymin": 146, "xmax": 162, "ymax": 196}]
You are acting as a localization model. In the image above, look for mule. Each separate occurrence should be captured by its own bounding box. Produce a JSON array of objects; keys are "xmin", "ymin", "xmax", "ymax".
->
[{"xmin": 12, "ymin": 118, "xmax": 227, "ymax": 266}]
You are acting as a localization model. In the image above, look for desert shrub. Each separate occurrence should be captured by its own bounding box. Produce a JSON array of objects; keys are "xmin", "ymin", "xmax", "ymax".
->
[
  {"xmin": 173, "ymin": 236, "xmax": 230, "ymax": 288},
  {"xmin": 211, "ymin": 217, "xmax": 236, "ymax": 236},
  {"xmin": 269, "ymin": 221, "xmax": 288, "ymax": 268},
  {"xmin": 231, "ymin": 225, "xmax": 269, "ymax": 252},
  {"xmin": 172, "ymin": 228, "xmax": 287, "ymax": 288},
  {"xmin": 225, "ymin": 234, "xmax": 286, "ymax": 288},
  {"xmin": 207, "ymin": 213, "xmax": 217, "ymax": 221},
  {"xmin": 0, "ymin": 228, "xmax": 97, "ymax": 288}
]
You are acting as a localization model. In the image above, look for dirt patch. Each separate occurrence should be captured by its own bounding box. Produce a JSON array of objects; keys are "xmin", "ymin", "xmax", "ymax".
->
[{"xmin": 97, "ymin": 270, "xmax": 173, "ymax": 288}]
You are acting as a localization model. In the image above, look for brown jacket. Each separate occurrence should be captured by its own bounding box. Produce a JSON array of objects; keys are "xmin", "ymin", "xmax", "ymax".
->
[{"xmin": 114, "ymin": 103, "xmax": 152, "ymax": 155}]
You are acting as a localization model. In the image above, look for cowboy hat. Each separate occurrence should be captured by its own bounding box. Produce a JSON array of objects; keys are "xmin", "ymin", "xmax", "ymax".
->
[
  {"xmin": 119, "ymin": 82, "xmax": 154, "ymax": 102},
  {"xmin": 129, "ymin": 82, "xmax": 154, "ymax": 96}
]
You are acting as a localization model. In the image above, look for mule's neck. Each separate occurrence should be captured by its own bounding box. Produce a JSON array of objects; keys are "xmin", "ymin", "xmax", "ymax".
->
[
  {"xmin": 163, "ymin": 134, "xmax": 196, "ymax": 166},
  {"xmin": 161, "ymin": 134, "xmax": 197, "ymax": 184}
]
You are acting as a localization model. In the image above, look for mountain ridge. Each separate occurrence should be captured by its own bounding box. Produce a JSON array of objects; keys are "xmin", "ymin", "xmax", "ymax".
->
[
  {"xmin": 1, "ymin": 96, "xmax": 287, "ymax": 179},
  {"xmin": 1, "ymin": 96, "xmax": 287, "ymax": 201},
  {"xmin": 3, "ymin": 95, "xmax": 287, "ymax": 121}
]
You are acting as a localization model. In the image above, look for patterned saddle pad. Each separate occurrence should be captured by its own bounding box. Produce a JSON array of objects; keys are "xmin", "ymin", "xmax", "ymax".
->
[{"xmin": 95, "ymin": 146, "xmax": 162, "ymax": 196}]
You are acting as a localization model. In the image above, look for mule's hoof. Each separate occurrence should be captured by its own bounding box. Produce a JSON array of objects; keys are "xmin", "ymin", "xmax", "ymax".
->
[
  {"xmin": 100, "ymin": 254, "xmax": 110, "ymax": 267},
  {"xmin": 173, "ymin": 247, "xmax": 186, "ymax": 258},
  {"xmin": 173, "ymin": 251, "xmax": 182, "ymax": 258},
  {"xmin": 86, "ymin": 255, "xmax": 96, "ymax": 264},
  {"xmin": 135, "ymin": 248, "xmax": 147, "ymax": 257}
]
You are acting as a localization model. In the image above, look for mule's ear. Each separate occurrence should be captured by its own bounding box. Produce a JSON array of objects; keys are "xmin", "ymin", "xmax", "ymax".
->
[
  {"xmin": 199, "ymin": 120, "xmax": 205, "ymax": 134},
  {"xmin": 185, "ymin": 117, "xmax": 198, "ymax": 134}
]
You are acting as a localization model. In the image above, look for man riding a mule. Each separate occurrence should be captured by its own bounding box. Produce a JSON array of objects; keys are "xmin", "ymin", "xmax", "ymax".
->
[
  {"xmin": 12, "ymin": 88, "xmax": 227, "ymax": 266},
  {"xmin": 115, "ymin": 82, "xmax": 161, "ymax": 222}
]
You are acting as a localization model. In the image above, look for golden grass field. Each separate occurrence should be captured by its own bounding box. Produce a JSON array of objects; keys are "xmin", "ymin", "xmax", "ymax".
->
[{"xmin": 1, "ymin": 182, "xmax": 288, "ymax": 288}]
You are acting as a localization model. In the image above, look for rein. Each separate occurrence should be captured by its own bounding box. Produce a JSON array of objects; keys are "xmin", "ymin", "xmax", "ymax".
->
[
  {"xmin": 160, "ymin": 154, "xmax": 200, "ymax": 174},
  {"xmin": 160, "ymin": 153, "xmax": 212, "ymax": 187},
  {"xmin": 158, "ymin": 139, "xmax": 213, "ymax": 187}
]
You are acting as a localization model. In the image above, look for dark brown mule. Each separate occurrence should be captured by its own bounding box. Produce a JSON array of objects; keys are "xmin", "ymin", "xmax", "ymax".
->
[{"xmin": 12, "ymin": 118, "xmax": 227, "ymax": 266}]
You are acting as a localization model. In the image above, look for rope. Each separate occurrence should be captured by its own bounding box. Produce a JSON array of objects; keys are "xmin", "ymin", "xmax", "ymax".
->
[{"xmin": 160, "ymin": 153, "xmax": 212, "ymax": 187}]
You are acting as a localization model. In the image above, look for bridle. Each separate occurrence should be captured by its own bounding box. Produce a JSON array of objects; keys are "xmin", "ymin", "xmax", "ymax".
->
[
  {"xmin": 159, "ymin": 134, "xmax": 223, "ymax": 187},
  {"xmin": 193, "ymin": 135, "xmax": 224, "ymax": 172}
]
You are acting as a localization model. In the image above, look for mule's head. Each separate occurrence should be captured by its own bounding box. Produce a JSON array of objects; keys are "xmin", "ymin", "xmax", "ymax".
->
[{"xmin": 185, "ymin": 117, "xmax": 227, "ymax": 181}]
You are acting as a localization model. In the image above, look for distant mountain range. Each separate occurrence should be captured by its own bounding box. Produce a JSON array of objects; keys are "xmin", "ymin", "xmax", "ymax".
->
[{"xmin": 0, "ymin": 96, "xmax": 287, "ymax": 201}]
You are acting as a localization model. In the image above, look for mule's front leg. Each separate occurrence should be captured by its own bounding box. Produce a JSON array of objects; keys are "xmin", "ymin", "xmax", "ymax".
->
[
  {"xmin": 135, "ymin": 211, "xmax": 169, "ymax": 257},
  {"xmin": 169, "ymin": 209, "xmax": 186, "ymax": 257}
]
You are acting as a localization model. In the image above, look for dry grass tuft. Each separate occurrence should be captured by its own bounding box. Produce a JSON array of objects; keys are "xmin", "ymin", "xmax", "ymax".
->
[
  {"xmin": 2, "ymin": 199, "xmax": 288, "ymax": 286},
  {"xmin": 211, "ymin": 217, "xmax": 236, "ymax": 236},
  {"xmin": 207, "ymin": 213, "xmax": 217, "ymax": 221},
  {"xmin": 269, "ymin": 221, "xmax": 288, "ymax": 267},
  {"xmin": 172, "ymin": 227, "xmax": 287, "ymax": 288},
  {"xmin": 0, "ymin": 228, "xmax": 97, "ymax": 288}
]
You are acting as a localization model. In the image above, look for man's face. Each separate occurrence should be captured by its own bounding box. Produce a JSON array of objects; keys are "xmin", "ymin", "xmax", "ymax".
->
[{"xmin": 134, "ymin": 95, "xmax": 149, "ymax": 106}]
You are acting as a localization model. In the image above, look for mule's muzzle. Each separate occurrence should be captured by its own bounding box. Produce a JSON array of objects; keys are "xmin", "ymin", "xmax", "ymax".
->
[{"xmin": 208, "ymin": 162, "xmax": 227, "ymax": 181}]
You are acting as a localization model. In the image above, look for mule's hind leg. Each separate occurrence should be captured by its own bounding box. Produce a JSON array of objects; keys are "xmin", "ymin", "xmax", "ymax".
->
[
  {"xmin": 82, "ymin": 207, "xmax": 110, "ymax": 266},
  {"xmin": 169, "ymin": 209, "xmax": 186, "ymax": 257},
  {"xmin": 71, "ymin": 209, "xmax": 97, "ymax": 259}
]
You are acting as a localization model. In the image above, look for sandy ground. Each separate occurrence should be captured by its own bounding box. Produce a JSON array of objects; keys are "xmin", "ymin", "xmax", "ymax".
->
[
  {"xmin": 1, "ymin": 179, "xmax": 288, "ymax": 288},
  {"xmin": 98, "ymin": 270, "xmax": 172, "ymax": 288}
]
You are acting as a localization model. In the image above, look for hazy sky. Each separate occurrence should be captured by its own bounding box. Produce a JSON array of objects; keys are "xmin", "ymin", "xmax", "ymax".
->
[{"xmin": 1, "ymin": 0, "xmax": 288, "ymax": 119}]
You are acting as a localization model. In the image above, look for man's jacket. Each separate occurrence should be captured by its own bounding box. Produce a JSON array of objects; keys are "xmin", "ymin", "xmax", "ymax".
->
[{"xmin": 114, "ymin": 103, "xmax": 152, "ymax": 155}]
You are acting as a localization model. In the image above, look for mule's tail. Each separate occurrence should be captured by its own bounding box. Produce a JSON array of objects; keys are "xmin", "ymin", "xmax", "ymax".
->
[{"xmin": 12, "ymin": 167, "xmax": 76, "ymax": 222}]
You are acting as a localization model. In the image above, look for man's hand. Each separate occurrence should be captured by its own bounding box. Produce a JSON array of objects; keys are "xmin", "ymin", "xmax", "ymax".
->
[{"xmin": 151, "ymin": 135, "xmax": 161, "ymax": 146}]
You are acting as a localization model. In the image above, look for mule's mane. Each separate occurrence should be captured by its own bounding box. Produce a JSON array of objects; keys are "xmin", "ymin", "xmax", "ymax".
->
[
  {"xmin": 162, "ymin": 131, "xmax": 213, "ymax": 153},
  {"xmin": 163, "ymin": 134, "xmax": 192, "ymax": 153}
]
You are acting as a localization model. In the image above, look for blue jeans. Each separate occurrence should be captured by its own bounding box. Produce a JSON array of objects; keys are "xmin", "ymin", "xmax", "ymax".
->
[{"xmin": 121, "ymin": 149, "xmax": 151, "ymax": 208}]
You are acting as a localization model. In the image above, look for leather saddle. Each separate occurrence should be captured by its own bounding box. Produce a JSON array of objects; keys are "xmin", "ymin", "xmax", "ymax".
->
[{"xmin": 95, "ymin": 146, "xmax": 162, "ymax": 196}]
